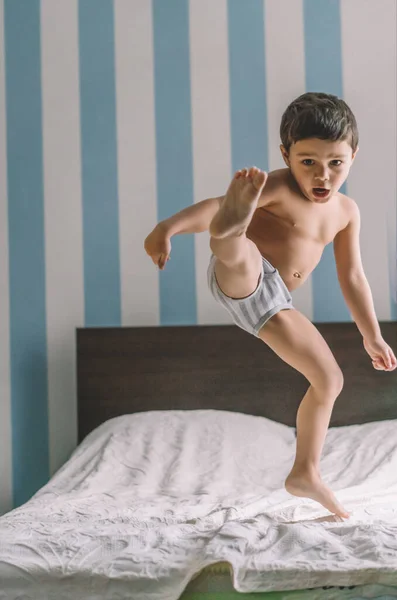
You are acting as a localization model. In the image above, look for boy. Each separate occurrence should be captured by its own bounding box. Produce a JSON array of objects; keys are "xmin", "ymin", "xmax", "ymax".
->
[{"xmin": 144, "ymin": 92, "xmax": 397, "ymax": 519}]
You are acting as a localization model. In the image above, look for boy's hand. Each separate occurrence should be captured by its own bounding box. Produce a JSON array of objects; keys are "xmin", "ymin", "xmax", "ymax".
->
[
  {"xmin": 144, "ymin": 223, "xmax": 171, "ymax": 270},
  {"xmin": 363, "ymin": 337, "xmax": 397, "ymax": 371}
]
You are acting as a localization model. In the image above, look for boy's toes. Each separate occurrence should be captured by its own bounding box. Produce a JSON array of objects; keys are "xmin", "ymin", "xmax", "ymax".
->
[
  {"xmin": 234, "ymin": 165, "xmax": 267, "ymax": 196},
  {"xmin": 249, "ymin": 167, "xmax": 267, "ymax": 192}
]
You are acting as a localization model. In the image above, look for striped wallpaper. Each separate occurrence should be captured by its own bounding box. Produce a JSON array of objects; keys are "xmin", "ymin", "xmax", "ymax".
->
[{"xmin": 0, "ymin": 0, "xmax": 396, "ymax": 515}]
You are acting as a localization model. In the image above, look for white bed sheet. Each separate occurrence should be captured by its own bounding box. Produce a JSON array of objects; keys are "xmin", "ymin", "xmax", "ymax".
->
[{"xmin": 1, "ymin": 409, "xmax": 397, "ymax": 600}]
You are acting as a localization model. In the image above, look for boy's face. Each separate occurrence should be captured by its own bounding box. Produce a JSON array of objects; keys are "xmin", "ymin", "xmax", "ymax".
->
[{"xmin": 280, "ymin": 138, "xmax": 358, "ymax": 203}]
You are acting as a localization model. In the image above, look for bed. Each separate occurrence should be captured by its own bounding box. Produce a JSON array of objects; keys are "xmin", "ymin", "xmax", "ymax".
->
[{"xmin": 0, "ymin": 322, "xmax": 396, "ymax": 600}]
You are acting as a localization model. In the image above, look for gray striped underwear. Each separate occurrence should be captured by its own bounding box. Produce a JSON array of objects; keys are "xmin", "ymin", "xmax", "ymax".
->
[{"xmin": 207, "ymin": 253, "xmax": 294, "ymax": 337}]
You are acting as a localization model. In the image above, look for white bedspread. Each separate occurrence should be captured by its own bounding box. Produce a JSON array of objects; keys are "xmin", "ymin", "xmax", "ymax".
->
[{"xmin": 1, "ymin": 409, "xmax": 397, "ymax": 599}]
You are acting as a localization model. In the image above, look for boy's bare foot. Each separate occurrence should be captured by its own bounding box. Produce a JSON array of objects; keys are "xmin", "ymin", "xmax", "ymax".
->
[
  {"xmin": 209, "ymin": 166, "xmax": 267, "ymax": 238},
  {"xmin": 285, "ymin": 467, "xmax": 350, "ymax": 519}
]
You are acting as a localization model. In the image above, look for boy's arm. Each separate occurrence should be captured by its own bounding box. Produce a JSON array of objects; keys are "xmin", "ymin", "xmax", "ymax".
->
[
  {"xmin": 144, "ymin": 196, "xmax": 223, "ymax": 270},
  {"xmin": 160, "ymin": 196, "xmax": 223, "ymax": 236},
  {"xmin": 334, "ymin": 199, "xmax": 397, "ymax": 371}
]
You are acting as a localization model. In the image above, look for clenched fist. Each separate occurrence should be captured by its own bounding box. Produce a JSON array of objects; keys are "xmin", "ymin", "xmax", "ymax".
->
[{"xmin": 144, "ymin": 223, "xmax": 171, "ymax": 270}]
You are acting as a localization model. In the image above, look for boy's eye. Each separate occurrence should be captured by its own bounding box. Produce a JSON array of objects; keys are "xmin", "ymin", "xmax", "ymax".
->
[{"xmin": 301, "ymin": 159, "xmax": 343, "ymax": 166}]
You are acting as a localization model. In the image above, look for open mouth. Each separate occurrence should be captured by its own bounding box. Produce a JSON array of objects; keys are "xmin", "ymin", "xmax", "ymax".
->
[{"xmin": 312, "ymin": 188, "xmax": 330, "ymax": 199}]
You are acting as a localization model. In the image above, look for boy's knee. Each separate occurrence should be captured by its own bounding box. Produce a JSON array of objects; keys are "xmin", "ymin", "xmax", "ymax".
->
[
  {"xmin": 209, "ymin": 236, "xmax": 246, "ymax": 268},
  {"xmin": 315, "ymin": 367, "xmax": 344, "ymax": 397},
  {"xmin": 209, "ymin": 236, "xmax": 260, "ymax": 271}
]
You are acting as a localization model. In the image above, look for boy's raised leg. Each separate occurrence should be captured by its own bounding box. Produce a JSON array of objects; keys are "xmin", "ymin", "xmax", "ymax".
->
[
  {"xmin": 209, "ymin": 167, "xmax": 267, "ymax": 300},
  {"xmin": 210, "ymin": 167, "xmax": 267, "ymax": 239}
]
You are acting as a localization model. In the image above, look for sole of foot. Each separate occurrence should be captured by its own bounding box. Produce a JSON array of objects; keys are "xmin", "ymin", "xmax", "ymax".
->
[
  {"xmin": 209, "ymin": 166, "xmax": 268, "ymax": 239},
  {"xmin": 285, "ymin": 470, "xmax": 350, "ymax": 520}
]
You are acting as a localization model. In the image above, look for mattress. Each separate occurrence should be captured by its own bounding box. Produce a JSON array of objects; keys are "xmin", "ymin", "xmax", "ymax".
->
[
  {"xmin": 182, "ymin": 561, "xmax": 397, "ymax": 599},
  {"xmin": 1, "ymin": 409, "xmax": 397, "ymax": 600}
]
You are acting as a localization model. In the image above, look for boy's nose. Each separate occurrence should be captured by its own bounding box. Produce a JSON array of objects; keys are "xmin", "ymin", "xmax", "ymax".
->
[{"xmin": 314, "ymin": 171, "xmax": 330, "ymax": 184}]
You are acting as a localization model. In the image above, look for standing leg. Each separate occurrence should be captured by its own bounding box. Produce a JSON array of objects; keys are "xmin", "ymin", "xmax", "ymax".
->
[{"xmin": 258, "ymin": 309, "xmax": 350, "ymax": 519}]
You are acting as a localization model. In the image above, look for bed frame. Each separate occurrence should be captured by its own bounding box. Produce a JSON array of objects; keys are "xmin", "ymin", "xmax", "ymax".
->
[{"xmin": 76, "ymin": 322, "xmax": 397, "ymax": 444}]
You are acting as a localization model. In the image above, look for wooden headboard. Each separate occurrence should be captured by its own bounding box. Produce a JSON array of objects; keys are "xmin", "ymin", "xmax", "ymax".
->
[{"xmin": 76, "ymin": 322, "xmax": 397, "ymax": 444}]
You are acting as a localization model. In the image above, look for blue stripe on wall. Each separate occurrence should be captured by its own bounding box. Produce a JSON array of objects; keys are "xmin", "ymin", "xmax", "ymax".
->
[
  {"xmin": 4, "ymin": 0, "xmax": 49, "ymax": 508},
  {"xmin": 152, "ymin": 0, "xmax": 197, "ymax": 325},
  {"xmin": 228, "ymin": 0, "xmax": 269, "ymax": 172},
  {"xmin": 304, "ymin": 0, "xmax": 351, "ymax": 323},
  {"xmin": 78, "ymin": 0, "xmax": 121, "ymax": 326}
]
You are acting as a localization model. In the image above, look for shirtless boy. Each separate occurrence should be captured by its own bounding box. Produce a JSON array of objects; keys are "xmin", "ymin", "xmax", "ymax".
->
[{"xmin": 144, "ymin": 92, "xmax": 397, "ymax": 519}]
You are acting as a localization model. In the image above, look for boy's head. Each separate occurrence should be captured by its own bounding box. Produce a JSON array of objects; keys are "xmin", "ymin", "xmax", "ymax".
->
[{"xmin": 279, "ymin": 92, "xmax": 359, "ymax": 203}]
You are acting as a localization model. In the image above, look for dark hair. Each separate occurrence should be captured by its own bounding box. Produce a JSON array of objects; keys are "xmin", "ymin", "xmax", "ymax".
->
[{"xmin": 280, "ymin": 92, "xmax": 359, "ymax": 153}]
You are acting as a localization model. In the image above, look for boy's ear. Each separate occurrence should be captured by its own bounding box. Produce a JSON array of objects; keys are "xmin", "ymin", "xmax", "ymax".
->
[
  {"xmin": 351, "ymin": 146, "xmax": 359, "ymax": 162},
  {"xmin": 280, "ymin": 144, "xmax": 290, "ymax": 167}
]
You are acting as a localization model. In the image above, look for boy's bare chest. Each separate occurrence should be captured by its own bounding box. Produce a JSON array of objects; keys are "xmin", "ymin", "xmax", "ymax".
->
[
  {"xmin": 246, "ymin": 195, "xmax": 347, "ymax": 290},
  {"xmin": 248, "ymin": 197, "xmax": 343, "ymax": 246}
]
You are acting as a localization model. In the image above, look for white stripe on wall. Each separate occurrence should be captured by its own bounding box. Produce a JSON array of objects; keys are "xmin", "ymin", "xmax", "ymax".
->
[
  {"xmin": 384, "ymin": 0, "xmax": 397, "ymax": 313},
  {"xmin": 0, "ymin": 0, "xmax": 12, "ymax": 516},
  {"xmin": 264, "ymin": 0, "xmax": 313, "ymax": 320},
  {"xmin": 41, "ymin": 0, "xmax": 84, "ymax": 477},
  {"xmin": 341, "ymin": 0, "xmax": 394, "ymax": 321},
  {"xmin": 264, "ymin": 0, "xmax": 305, "ymax": 173},
  {"xmin": 114, "ymin": 0, "xmax": 159, "ymax": 326},
  {"xmin": 190, "ymin": 0, "xmax": 233, "ymax": 326}
]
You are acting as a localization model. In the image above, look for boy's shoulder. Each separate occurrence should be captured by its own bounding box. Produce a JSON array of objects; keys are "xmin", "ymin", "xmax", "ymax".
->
[
  {"xmin": 265, "ymin": 168, "xmax": 290, "ymax": 190},
  {"xmin": 335, "ymin": 190, "xmax": 360, "ymax": 232},
  {"xmin": 336, "ymin": 189, "xmax": 358, "ymax": 210},
  {"xmin": 264, "ymin": 168, "xmax": 303, "ymax": 197},
  {"xmin": 258, "ymin": 168, "xmax": 290, "ymax": 206}
]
